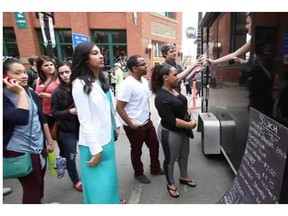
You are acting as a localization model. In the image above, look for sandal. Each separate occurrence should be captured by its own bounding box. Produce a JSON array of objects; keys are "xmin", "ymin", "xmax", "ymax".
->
[
  {"xmin": 179, "ymin": 178, "xmax": 196, "ymax": 187},
  {"xmin": 166, "ymin": 185, "xmax": 180, "ymax": 198},
  {"xmin": 120, "ymin": 198, "xmax": 127, "ymax": 204}
]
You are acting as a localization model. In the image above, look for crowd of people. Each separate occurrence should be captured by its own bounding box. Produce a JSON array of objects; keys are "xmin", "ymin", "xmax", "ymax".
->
[
  {"xmin": 3, "ymin": 19, "xmax": 272, "ymax": 201},
  {"xmin": 3, "ymin": 42, "xmax": 201, "ymax": 204},
  {"xmin": 2, "ymin": 14, "xmax": 259, "ymax": 201}
]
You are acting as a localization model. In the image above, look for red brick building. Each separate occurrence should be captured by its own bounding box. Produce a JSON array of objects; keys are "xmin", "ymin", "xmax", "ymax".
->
[{"xmin": 3, "ymin": 12, "xmax": 183, "ymax": 73}]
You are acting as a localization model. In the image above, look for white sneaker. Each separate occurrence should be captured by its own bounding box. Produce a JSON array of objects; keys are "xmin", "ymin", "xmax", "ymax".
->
[{"xmin": 3, "ymin": 188, "xmax": 13, "ymax": 196}]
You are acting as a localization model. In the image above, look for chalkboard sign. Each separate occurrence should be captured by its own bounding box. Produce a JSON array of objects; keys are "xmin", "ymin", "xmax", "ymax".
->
[{"xmin": 219, "ymin": 108, "xmax": 288, "ymax": 204}]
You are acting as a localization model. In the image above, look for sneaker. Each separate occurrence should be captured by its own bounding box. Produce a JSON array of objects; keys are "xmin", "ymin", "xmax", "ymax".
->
[
  {"xmin": 3, "ymin": 188, "xmax": 13, "ymax": 196},
  {"xmin": 151, "ymin": 168, "xmax": 165, "ymax": 176},
  {"xmin": 134, "ymin": 174, "xmax": 151, "ymax": 184},
  {"xmin": 73, "ymin": 182, "xmax": 83, "ymax": 192}
]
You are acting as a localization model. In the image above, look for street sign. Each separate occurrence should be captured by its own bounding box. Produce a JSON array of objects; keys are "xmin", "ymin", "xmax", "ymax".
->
[
  {"xmin": 72, "ymin": 33, "xmax": 90, "ymax": 49},
  {"xmin": 14, "ymin": 12, "xmax": 27, "ymax": 29}
]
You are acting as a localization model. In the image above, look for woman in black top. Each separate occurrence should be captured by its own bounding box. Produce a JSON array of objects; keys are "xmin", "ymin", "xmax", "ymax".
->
[
  {"xmin": 51, "ymin": 61, "xmax": 82, "ymax": 192},
  {"xmin": 151, "ymin": 63, "xmax": 199, "ymax": 198}
]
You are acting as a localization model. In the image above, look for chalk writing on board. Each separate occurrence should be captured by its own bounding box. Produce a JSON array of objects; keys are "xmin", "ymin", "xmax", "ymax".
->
[{"xmin": 218, "ymin": 108, "xmax": 288, "ymax": 204}]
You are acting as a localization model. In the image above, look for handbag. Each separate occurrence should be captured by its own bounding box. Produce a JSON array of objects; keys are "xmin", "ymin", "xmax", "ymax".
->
[
  {"xmin": 185, "ymin": 129, "xmax": 194, "ymax": 139},
  {"xmin": 3, "ymin": 90, "xmax": 34, "ymax": 179},
  {"xmin": 51, "ymin": 103, "xmax": 74, "ymax": 140},
  {"xmin": 183, "ymin": 112, "xmax": 194, "ymax": 139},
  {"xmin": 51, "ymin": 121, "xmax": 59, "ymax": 140},
  {"xmin": 3, "ymin": 152, "xmax": 32, "ymax": 179}
]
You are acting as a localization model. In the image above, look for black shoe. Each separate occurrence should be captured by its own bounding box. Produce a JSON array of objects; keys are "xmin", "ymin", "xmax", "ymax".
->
[
  {"xmin": 151, "ymin": 168, "xmax": 165, "ymax": 176},
  {"xmin": 134, "ymin": 174, "xmax": 151, "ymax": 184}
]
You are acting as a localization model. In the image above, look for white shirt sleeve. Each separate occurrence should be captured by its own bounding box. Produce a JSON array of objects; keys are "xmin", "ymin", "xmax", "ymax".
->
[
  {"xmin": 72, "ymin": 79, "xmax": 103, "ymax": 155},
  {"xmin": 117, "ymin": 80, "xmax": 133, "ymax": 103}
]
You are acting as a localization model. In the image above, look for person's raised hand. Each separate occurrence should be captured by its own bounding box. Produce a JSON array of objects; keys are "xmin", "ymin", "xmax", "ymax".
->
[
  {"xmin": 232, "ymin": 56, "xmax": 246, "ymax": 64},
  {"xmin": 3, "ymin": 77, "xmax": 25, "ymax": 95},
  {"xmin": 205, "ymin": 58, "xmax": 215, "ymax": 66}
]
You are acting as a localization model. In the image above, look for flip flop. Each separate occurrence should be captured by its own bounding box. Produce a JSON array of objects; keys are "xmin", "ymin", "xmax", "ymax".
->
[
  {"xmin": 166, "ymin": 185, "xmax": 180, "ymax": 198},
  {"xmin": 179, "ymin": 178, "xmax": 196, "ymax": 187}
]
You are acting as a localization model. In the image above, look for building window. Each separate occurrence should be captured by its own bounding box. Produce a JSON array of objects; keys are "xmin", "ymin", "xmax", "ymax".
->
[
  {"xmin": 153, "ymin": 42, "xmax": 166, "ymax": 57},
  {"xmin": 231, "ymin": 12, "xmax": 249, "ymax": 61},
  {"xmin": 155, "ymin": 12, "xmax": 176, "ymax": 20},
  {"xmin": 3, "ymin": 27, "xmax": 19, "ymax": 57},
  {"xmin": 92, "ymin": 30, "xmax": 127, "ymax": 70},
  {"xmin": 37, "ymin": 29, "xmax": 73, "ymax": 62}
]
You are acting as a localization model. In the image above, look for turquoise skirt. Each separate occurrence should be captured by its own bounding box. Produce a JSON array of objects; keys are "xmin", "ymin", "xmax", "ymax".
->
[{"xmin": 79, "ymin": 135, "xmax": 120, "ymax": 204}]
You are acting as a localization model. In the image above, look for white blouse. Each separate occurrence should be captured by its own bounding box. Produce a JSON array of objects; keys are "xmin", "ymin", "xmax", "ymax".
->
[{"xmin": 72, "ymin": 79, "xmax": 120, "ymax": 155}]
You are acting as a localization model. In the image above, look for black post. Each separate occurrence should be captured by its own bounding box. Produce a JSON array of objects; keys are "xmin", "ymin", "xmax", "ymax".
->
[{"xmin": 43, "ymin": 13, "xmax": 54, "ymax": 58}]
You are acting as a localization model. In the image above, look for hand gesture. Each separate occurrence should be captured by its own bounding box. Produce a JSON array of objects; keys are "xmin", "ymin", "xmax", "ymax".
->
[
  {"xmin": 129, "ymin": 122, "xmax": 141, "ymax": 129},
  {"xmin": 38, "ymin": 92, "xmax": 50, "ymax": 98},
  {"xmin": 87, "ymin": 152, "xmax": 102, "ymax": 167},
  {"xmin": 193, "ymin": 55, "xmax": 203, "ymax": 67},
  {"xmin": 69, "ymin": 108, "xmax": 77, "ymax": 115},
  {"xmin": 205, "ymin": 58, "xmax": 214, "ymax": 66},
  {"xmin": 3, "ymin": 77, "xmax": 25, "ymax": 94},
  {"xmin": 46, "ymin": 143, "xmax": 55, "ymax": 153},
  {"xmin": 232, "ymin": 57, "xmax": 246, "ymax": 64},
  {"xmin": 189, "ymin": 119, "xmax": 197, "ymax": 129}
]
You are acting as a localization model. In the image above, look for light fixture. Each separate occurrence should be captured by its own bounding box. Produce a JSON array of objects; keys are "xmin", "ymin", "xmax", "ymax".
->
[{"xmin": 145, "ymin": 43, "xmax": 153, "ymax": 54}]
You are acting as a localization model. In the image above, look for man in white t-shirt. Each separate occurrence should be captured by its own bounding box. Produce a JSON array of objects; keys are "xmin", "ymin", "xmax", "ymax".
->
[{"xmin": 116, "ymin": 55, "xmax": 164, "ymax": 184}]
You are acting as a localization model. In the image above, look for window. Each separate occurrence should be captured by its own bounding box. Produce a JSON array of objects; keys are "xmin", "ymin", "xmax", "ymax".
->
[
  {"xmin": 92, "ymin": 30, "xmax": 127, "ymax": 70},
  {"xmin": 3, "ymin": 27, "xmax": 19, "ymax": 57},
  {"xmin": 231, "ymin": 12, "xmax": 249, "ymax": 61},
  {"xmin": 153, "ymin": 42, "xmax": 166, "ymax": 57},
  {"xmin": 38, "ymin": 29, "xmax": 73, "ymax": 62},
  {"xmin": 155, "ymin": 12, "xmax": 176, "ymax": 19}
]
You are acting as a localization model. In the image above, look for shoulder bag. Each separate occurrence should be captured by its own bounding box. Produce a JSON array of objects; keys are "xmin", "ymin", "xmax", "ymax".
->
[
  {"xmin": 51, "ymin": 102, "xmax": 75, "ymax": 140},
  {"xmin": 3, "ymin": 91, "xmax": 34, "ymax": 179}
]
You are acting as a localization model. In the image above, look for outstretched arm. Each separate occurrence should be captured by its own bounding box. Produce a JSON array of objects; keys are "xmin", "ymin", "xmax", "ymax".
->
[
  {"xmin": 207, "ymin": 40, "xmax": 250, "ymax": 65},
  {"xmin": 177, "ymin": 56, "xmax": 202, "ymax": 81}
]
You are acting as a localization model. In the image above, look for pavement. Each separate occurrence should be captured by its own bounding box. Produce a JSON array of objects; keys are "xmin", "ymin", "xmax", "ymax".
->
[{"xmin": 2, "ymin": 86, "xmax": 235, "ymax": 205}]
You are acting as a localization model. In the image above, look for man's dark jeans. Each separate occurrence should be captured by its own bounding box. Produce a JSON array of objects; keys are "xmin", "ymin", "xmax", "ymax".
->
[{"xmin": 123, "ymin": 119, "xmax": 161, "ymax": 176}]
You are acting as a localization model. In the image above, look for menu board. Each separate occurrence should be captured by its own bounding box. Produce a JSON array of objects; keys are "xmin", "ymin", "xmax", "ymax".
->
[{"xmin": 219, "ymin": 108, "xmax": 288, "ymax": 204}]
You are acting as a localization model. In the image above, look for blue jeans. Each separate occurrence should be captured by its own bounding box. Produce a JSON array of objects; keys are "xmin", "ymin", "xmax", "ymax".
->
[{"xmin": 58, "ymin": 130, "xmax": 80, "ymax": 184}]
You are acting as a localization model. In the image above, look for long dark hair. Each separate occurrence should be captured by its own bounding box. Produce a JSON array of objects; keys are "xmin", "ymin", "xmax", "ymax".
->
[
  {"xmin": 36, "ymin": 55, "xmax": 58, "ymax": 85},
  {"xmin": 57, "ymin": 61, "xmax": 73, "ymax": 107},
  {"xmin": 151, "ymin": 63, "xmax": 174, "ymax": 94},
  {"xmin": 70, "ymin": 42, "xmax": 109, "ymax": 95}
]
